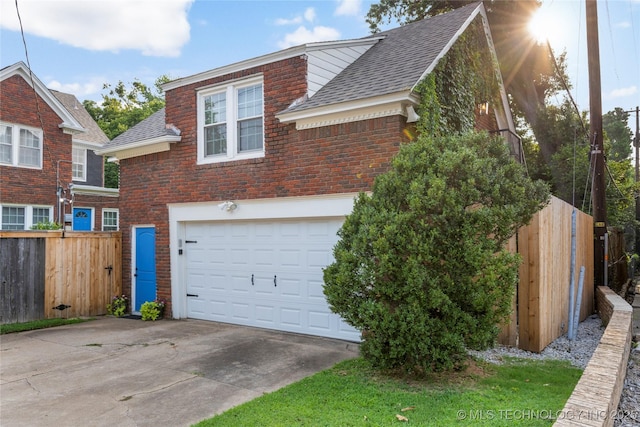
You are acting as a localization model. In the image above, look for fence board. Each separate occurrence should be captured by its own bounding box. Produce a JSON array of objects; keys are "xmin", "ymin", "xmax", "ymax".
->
[
  {"xmin": 0, "ymin": 238, "xmax": 45, "ymax": 323},
  {"xmin": 1, "ymin": 231, "xmax": 121, "ymax": 323},
  {"xmin": 499, "ymin": 196, "xmax": 594, "ymax": 352}
]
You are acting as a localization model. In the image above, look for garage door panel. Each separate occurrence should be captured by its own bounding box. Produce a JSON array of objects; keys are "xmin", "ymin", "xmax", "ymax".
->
[
  {"xmin": 230, "ymin": 274, "xmax": 252, "ymax": 294},
  {"xmin": 230, "ymin": 302, "xmax": 251, "ymax": 321},
  {"xmin": 279, "ymin": 278, "xmax": 302, "ymax": 297},
  {"xmin": 280, "ymin": 307, "xmax": 302, "ymax": 327},
  {"xmin": 255, "ymin": 304, "xmax": 275, "ymax": 324},
  {"xmin": 254, "ymin": 249, "xmax": 275, "ymax": 265},
  {"xmin": 185, "ymin": 218, "xmax": 360, "ymax": 341}
]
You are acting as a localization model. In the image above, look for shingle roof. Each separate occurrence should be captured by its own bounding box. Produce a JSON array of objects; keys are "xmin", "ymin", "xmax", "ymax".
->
[
  {"xmin": 51, "ymin": 90, "xmax": 109, "ymax": 144},
  {"xmin": 106, "ymin": 108, "xmax": 179, "ymax": 149},
  {"xmin": 285, "ymin": 2, "xmax": 481, "ymax": 113}
]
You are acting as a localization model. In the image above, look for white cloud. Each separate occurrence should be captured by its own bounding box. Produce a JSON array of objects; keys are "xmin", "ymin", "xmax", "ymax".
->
[
  {"xmin": 275, "ymin": 16, "xmax": 303, "ymax": 26},
  {"xmin": 616, "ymin": 21, "xmax": 631, "ymax": 29},
  {"xmin": 277, "ymin": 26, "xmax": 341, "ymax": 49},
  {"xmin": 609, "ymin": 86, "xmax": 638, "ymax": 98},
  {"xmin": 47, "ymin": 78, "xmax": 105, "ymax": 98},
  {"xmin": 275, "ymin": 7, "xmax": 316, "ymax": 26},
  {"xmin": 335, "ymin": 0, "xmax": 361, "ymax": 17},
  {"xmin": 0, "ymin": 0, "xmax": 193, "ymax": 57},
  {"xmin": 304, "ymin": 7, "xmax": 316, "ymax": 22}
]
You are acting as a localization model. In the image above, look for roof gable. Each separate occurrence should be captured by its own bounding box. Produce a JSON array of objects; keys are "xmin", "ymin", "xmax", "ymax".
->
[
  {"xmin": 0, "ymin": 62, "xmax": 85, "ymax": 134},
  {"xmin": 51, "ymin": 90, "xmax": 108, "ymax": 147}
]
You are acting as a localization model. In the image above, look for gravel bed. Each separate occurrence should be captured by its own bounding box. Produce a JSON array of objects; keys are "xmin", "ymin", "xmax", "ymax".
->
[
  {"xmin": 469, "ymin": 313, "xmax": 605, "ymax": 369},
  {"xmin": 469, "ymin": 313, "xmax": 640, "ymax": 426}
]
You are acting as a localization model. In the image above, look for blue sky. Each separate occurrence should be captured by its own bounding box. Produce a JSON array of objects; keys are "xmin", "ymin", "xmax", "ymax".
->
[{"xmin": 1, "ymin": 0, "xmax": 638, "ymax": 130}]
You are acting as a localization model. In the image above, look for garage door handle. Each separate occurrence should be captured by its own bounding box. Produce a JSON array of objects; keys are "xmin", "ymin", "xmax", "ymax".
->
[
  {"xmin": 251, "ymin": 274, "xmax": 254, "ymax": 286},
  {"xmin": 187, "ymin": 293, "xmax": 199, "ymax": 297},
  {"xmin": 274, "ymin": 275, "xmax": 277, "ymax": 287}
]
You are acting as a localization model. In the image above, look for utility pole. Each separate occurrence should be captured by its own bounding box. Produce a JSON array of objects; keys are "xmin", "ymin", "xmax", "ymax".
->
[{"xmin": 586, "ymin": 0, "xmax": 607, "ymax": 288}]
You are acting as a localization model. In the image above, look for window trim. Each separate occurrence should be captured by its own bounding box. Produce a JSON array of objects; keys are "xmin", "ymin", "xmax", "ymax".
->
[
  {"xmin": 0, "ymin": 122, "xmax": 43, "ymax": 169},
  {"xmin": 197, "ymin": 76, "xmax": 264, "ymax": 165},
  {"xmin": 72, "ymin": 146, "xmax": 87, "ymax": 182},
  {"xmin": 102, "ymin": 208, "xmax": 119, "ymax": 231}
]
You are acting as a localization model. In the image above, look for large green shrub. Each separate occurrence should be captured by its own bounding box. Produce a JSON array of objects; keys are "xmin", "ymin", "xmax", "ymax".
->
[{"xmin": 323, "ymin": 132, "xmax": 549, "ymax": 373}]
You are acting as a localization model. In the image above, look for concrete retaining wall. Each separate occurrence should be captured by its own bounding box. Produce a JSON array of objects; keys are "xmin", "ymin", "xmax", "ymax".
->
[{"xmin": 554, "ymin": 286, "xmax": 632, "ymax": 427}]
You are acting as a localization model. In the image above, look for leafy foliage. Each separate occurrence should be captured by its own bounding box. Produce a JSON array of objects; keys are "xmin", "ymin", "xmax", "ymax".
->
[
  {"xmin": 323, "ymin": 132, "xmax": 550, "ymax": 373},
  {"xmin": 106, "ymin": 295, "xmax": 128, "ymax": 317},
  {"xmin": 140, "ymin": 299, "xmax": 166, "ymax": 321},
  {"xmin": 523, "ymin": 100, "xmax": 637, "ymax": 229},
  {"xmin": 83, "ymin": 76, "xmax": 170, "ymax": 188},
  {"xmin": 30, "ymin": 221, "xmax": 62, "ymax": 230},
  {"xmin": 603, "ymin": 108, "xmax": 633, "ymax": 162},
  {"xmin": 414, "ymin": 20, "xmax": 498, "ymax": 137}
]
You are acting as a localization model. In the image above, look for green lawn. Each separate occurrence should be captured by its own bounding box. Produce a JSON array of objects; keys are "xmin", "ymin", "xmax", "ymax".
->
[
  {"xmin": 194, "ymin": 357, "xmax": 581, "ymax": 427},
  {"xmin": 0, "ymin": 317, "xmax": 93, "ymax": 334}
]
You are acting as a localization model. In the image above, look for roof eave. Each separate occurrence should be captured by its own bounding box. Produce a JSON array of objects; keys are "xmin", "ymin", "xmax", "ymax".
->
[
  {"xmin": 277, "ymin": 91, "xmax": 420, "ymax": 130},
  {"xmin": 96, "ymin": 135, "xmax": 182, "ymax": 158},
  {"xmin": 162, "ymin": 38, "xmax": 387, "ymax": 92}
]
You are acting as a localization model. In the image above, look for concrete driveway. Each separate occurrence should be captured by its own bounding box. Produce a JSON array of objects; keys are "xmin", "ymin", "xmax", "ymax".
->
[{"xmin": 0, "ymin": 317, "xmax": 359, "ymax": 427}]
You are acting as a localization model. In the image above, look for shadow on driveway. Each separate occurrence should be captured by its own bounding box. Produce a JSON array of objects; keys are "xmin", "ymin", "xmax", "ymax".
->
[{"xmin": 0, "ymin": 317, "xmax": 359, "ymax": 426}]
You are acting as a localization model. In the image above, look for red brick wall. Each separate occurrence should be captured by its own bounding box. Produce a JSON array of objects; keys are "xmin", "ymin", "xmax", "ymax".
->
[
  {"xmin": 72, "ymin": 194, "xmax": 120, "ymax": 230},
  {"xmin": 118, "ymin": 56, "xmax": 412, "ymax": 309},
  {"xmin": 0, "ymin": 75, "xmax": 72, "ymax": 211}
]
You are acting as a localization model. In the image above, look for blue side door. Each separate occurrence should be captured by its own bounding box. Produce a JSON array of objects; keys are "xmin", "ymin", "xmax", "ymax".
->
[
  {"xmin": 73, "ymin": 208, "xmax": 92, "ymax": 231},
  {"xmin": 134, "ymin": 227, "xmax": 157, "ymax": 312}
]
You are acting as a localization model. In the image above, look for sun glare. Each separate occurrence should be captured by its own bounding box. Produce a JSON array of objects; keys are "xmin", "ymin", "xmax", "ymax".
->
[
  {"xmin": 527, "ymin": 2, "xmax": 567, "ymax": 49},
  {"xmin": 528, "ymin": 7, "xmax": 553, "ymax": 44}
]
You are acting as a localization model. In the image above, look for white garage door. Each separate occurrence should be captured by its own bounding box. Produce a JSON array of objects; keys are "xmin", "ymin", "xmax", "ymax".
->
[{"xmin": 184, "ymin": 218, "xmax": 360, "ymax": 341}]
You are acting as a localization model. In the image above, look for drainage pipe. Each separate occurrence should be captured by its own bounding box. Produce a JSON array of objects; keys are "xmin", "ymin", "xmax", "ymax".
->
[
  {"xmin": 571, "ymin": 266, "xmax": 586, "ymax": 340},
  {"xmin": 568, "ymin": 209, "xmax": 577, "ymax": 339}
]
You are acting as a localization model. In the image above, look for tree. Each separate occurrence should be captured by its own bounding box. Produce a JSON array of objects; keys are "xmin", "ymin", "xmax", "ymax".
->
[
  {"xmin": 84, "ymin": 76, "xmax": 170, "ymax": 188},
  {"xmin": 323, "ymin": 132, "xmax": 549, "ymax": 373},
  {"xmin": 524, "ymin": 103, "xmax": 637, "ymax": 228},
  {"xmin": 603, "ymin": 108, "xmax": 633, "ymax": 161}
]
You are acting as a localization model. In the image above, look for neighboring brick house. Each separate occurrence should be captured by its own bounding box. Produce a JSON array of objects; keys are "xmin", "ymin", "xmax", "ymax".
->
[
  {"xmin": 100, "ymin": 3, "xmax": 518, "ymax": 339},
  {"xmin": 0, "ymin": 61, "xmax": 119, "ymax": 231}
]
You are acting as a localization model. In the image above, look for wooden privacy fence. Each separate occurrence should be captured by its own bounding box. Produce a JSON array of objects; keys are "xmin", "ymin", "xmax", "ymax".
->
[
  {"xmin": 499, "ymin": 196, "xmax": 594, "ymax": 352},
  {"xmin": 0, "ymin": 231, "xmax": 122, "ymax": 324}
]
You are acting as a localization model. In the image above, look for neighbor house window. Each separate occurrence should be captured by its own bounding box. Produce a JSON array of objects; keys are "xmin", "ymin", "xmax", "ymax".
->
[
  {"xmin": 198, "ymin": 76, "xmax": 264, "ymax": 164},
  {"xmin": 0, "ymin": 205, "xmax": 53, "ymax": 230},
  {"xmin": 1, "ymin": 206, "xmax": 25, "ymax": 230},
  {"xmin": 0, "ymin": 123, "xmax": 42, "ymax": 168},
  {"xmin": 72, "ymin": 147, "xmax": 87, "ymax": 181},
  {"xmin": 32, "ymin": 207, "xmax": 52, "ymax": 225},
  {"xmin": 102, "ymin": 209, "xmax": 119, "ymax": 231}
]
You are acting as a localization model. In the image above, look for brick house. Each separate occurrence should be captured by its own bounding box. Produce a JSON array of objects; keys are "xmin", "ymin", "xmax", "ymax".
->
[
  {"xmin": 0, "ymin": 62, "xmax": 119, "ymax": 231},
  {"xmin": 100, "ymin": 3, "xmax": 519, "ymax": 339}
]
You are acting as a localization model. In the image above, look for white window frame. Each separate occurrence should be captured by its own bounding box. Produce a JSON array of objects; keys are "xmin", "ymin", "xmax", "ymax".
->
[
  {"xmin": 0, "ymin": 204, "xmax": 53, "ymax": 230},
  {"xmin": 72, "ymin": 146, "xmax": 87, "ymax": 181},
  {"xmin": 102, "ymin": 208, "xmax": 119, "ymax": 231},
  {"xmin": 32, "ymin": 206, "xmax": 53, "ymax": 226},
  {"xmin": 197, "ymin": 76, "xmax": 264, "ymax": 165},
  {"xmin": 0, "ymin": 122, "xmax": 43, "ymax": 169}
]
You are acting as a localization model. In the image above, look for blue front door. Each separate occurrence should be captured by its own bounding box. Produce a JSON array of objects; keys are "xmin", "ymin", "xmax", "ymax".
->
[
  {"xmin": 134, "ymin": 227, "xmax": 157, "ymax": 312},
  {"xmin": 73, "ymin": 208, "xmax": 91, "ymax": 231}
]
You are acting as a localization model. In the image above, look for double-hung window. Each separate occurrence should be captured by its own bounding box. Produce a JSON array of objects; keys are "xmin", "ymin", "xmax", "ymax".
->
[
  {"xmin": 102, "ymin": 209, "xmax": 119, "ymax": 231},
  {"xmin": 0, "ymin": 122, "xmax": 43, "ymax": 168},
  {"xmin": 72, "ymin": 147, "xmax": 87, "ymax": 181},
  {"xmin": 198, "ymin": 76, "xmax": 264, "ymax": 164}
]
